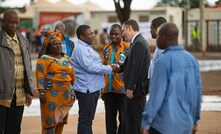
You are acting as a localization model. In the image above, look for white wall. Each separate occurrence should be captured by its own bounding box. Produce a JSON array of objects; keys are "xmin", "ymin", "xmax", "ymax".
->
[{"xmin": 89, "ymin": 8, "xmax": 183, "ymax": 46}]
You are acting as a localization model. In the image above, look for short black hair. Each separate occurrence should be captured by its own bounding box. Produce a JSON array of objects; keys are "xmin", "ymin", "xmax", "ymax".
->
[
  {"xmin": 54, "ymin": 23, "xmax": 65, "ymax": 31},
  {"xmin": 123, "ymin": 19, "xmax": 139, "ymax": 31},
  {"xmin": 76, "ymin": 25, "xmax": 90, "ymax": 39},
  {"xmin": 3, "ymin": 10, "xmax": 17, "ymax": 18},
  {"xmin": 110, "ymin": 24, "xmax": 121, "ymax": 31},
  {"xmin": 151, "ymin": 17, "xmax": 167, "ymax": 28}
]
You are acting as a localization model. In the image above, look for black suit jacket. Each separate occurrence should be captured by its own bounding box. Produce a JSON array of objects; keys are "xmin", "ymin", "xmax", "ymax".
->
[{"xmin": 120, "ymin": 34, "xmax": 151, "ymax": 97}]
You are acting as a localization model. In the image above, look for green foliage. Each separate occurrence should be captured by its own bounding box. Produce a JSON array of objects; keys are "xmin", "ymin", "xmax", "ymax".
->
[
  {"xmin": 0, "ymin": 6, "xmax": 26, "ymax": 14},
  {"xmin": 156, "ymin": 0, "xmax": 203, "ymax": 8}
]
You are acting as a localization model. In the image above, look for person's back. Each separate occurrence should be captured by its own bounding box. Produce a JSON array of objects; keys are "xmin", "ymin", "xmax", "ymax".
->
[
  {"xmin": 150, "ymin": 46, "xmax": 201, "ymax": 134},
  {"xmin": 141, "ymin": 23, "xmax": 201, "ymax": 134}
]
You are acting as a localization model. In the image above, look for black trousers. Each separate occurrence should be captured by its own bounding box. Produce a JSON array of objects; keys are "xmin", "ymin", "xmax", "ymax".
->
[
  {"xmin": 75, "ymin": 90, "xmax": 100, "ymax": 134},
  {"xmin": 103, "ymin": 93, "xmax": 127, "ymax": 134},
  {"xmin": 0, "ymin": 94, "xmax": 24, "ymax": 134},
  {"xmin": 127, "ymin": 96, "xmax": 146, "ymax": 134}
]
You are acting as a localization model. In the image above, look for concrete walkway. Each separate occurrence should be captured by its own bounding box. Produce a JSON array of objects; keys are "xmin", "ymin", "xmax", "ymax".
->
[{"xmin": 24, "ymin": 95, "xmax": 221, "ymax": 117}]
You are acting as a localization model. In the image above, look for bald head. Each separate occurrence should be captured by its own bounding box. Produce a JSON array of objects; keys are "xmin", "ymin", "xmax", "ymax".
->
[
  {"xmin": 54, "ymin": 23, "xmax": 65, "ymax": 35},
  {"xmin": 156, "ymin": 23, "xmax": 179, "ymax": 49},
  {"xmin": 3, "ymin": 10, "xmax": 19, "ymax": 37}
]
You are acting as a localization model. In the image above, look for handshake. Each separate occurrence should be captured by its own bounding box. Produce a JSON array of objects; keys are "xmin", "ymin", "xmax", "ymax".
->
[{"xmin": 111, "ymin": 63, "xmax": 120, "ymax": 73}]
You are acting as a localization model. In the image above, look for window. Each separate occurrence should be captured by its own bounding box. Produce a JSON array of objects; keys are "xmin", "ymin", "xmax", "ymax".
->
[
  {"xmin": 108, "ymin": 16, "xmax": 118, "ymax": 23},
  {"xmin": 169, "ymin": 15, "xmax": 174, "ymax": 22},
  {"xmin": 139, "ymin": 15, "xmax": 149, "ymax": 22}
]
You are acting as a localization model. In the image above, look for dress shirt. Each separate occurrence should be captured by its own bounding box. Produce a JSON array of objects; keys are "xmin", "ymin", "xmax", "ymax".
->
[
  {"xmin": 71, "ymin": 39, "xmax": 112, "ymax": 93},
  {"xmin": 141, "ymin": 45, "xmax": 202, "ymax": 134},
  {"xmin": 148, "ymin": 47, "xmax": 164, "ymax": 79},
  {"xmin": 131, "ymin": 32, "xmax": 140, "ymax": 44}
]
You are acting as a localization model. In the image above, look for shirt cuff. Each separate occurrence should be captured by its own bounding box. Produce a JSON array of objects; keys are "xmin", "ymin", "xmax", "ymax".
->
[
  {"xmin": 141, "ymin": 119, "xmax": 150, "ymax": 130},
  {"xmin": 106, "ymin": 65, "xmax": 112, "ymax": 74}
]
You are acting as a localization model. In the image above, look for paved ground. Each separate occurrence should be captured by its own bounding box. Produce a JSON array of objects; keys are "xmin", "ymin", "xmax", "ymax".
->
[
  {"xmin": 21, "ymin": 112, "xmax": 221, "ymax": 134},
  {"xmin": 30, "ymin": 52, "xmax": 221, "ymax": 96},
  {"xmin": 24, "ymin": 52, "xmax": 221, "ymax": 134}
]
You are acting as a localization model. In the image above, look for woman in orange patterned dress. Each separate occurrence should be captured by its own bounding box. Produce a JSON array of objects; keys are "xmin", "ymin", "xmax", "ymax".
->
[{"xmin": 36, "ymin": 31, "xmax": 75, "ymax": 134}]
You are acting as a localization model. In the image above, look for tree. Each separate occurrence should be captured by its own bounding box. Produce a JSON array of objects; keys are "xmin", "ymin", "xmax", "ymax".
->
[
  {"xmin": 156, "ymin": 0, "xmax": 180, "ymax": 7},
  {"xmin": 180, "ymin": 0, "xmax": 200, "ymax": 8},
  {"xmin": 113, "ymin": 0, "xmax": 132, "ymax": 24},
  {"xmin": 156, "ymin": 0, "xmax": 202, "ymax": 8},
  {"xmin": 215, "ymin": 0, "xmax": 221, "ymax": 5},
  {"xmin": 0, "ymin": 6, "xmax": 26, "ymax": 13}
]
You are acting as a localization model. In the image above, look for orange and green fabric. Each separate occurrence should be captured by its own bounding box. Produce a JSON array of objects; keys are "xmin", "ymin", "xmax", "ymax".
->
[
  {"xmin": 36, "ymin": 55, "xmax": 75, "ymax": 129},
  {"xmin": 102, "ymin": 40, "xmax": 130, "ymax": 94},
  {"xmin": 42, "ymin": 31, "xmax": 63, "ymax": 46}
]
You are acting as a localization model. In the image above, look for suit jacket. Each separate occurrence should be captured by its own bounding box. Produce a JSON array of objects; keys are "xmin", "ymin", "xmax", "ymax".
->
[{"xmin": 120, "ymin": 34, "xmax": 150, "ymax": 97}]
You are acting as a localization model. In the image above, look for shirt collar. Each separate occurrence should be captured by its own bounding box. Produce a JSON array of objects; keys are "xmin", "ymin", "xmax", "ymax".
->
[
  {"xmin": 131, "ymin": 32, "xmax": 140, "ymax": 44},
  {"xmin": 163, "ymin": 45, "xmax": 184, "ymax": 53},
  {"xmin": 110, "ymin": 39, "xmax": 123, "ymax": 49},
  {"xmin": 78, "ymin": 39, "xmax": 92, "ymax": 48},
  {"xmin": 4, "ymin": 31, "xmax": 19, "ymax": 44}
]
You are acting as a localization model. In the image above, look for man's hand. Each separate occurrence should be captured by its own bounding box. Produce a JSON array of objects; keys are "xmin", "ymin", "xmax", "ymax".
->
[
  {"xmin": 111, "ymin": 64, "xmax": 120, "ymax": 73},
  {"xmin": 126, "ymin": 89, "xmax": 134, "ymax": 99},
  {"xmin": 141, "ymin": 128, "xmax": 149, "ymax": 134},
  {"xmin": 25, "ymin": 94, "xmax": 32, "ymax": 107},
  {"xmin": 192, "ymin": 124, "xmax": 198, "ymax": 134}
]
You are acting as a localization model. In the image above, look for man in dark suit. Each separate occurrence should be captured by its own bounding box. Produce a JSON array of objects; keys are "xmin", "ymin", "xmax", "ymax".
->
[{"xmin": 119, "ymin": 19, "xmax": 151, "ymax": 134}]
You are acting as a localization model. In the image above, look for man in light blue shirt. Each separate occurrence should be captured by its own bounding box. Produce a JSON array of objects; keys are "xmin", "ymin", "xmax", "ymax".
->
[
  {"xmin": 71, "ymin": 25, "xmax": 114, "ymax": 134},
  {"xmin": 148, "ymin": 17, "xmax": 167, "ymax": 79},
  {"xmin": 141, "ymin": 23, "xmax": 202, "ymax": 134}
]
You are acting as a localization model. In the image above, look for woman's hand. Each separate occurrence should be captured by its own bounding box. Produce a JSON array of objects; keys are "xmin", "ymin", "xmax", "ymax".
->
[{"xmin": 39, "ymin": 92, "xmax": 46, "ymax": 104}]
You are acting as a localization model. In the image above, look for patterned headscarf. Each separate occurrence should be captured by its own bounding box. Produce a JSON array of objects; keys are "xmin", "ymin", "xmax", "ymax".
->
[
  {"xmin": 42, "ymin": 31, "xmax": 62, "ymax": 46},
  {"xmin": 37, "ymin": 31, "xmax": 63, "ymax": 58}
]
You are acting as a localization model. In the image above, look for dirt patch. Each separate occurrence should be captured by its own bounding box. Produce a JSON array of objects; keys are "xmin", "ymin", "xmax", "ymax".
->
[{"xmin": 201, "ymin": 71, "xmax": 221, "ymax": 95}]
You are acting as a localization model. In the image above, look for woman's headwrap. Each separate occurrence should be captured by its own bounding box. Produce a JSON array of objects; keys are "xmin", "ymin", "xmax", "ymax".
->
[
  {"xmin": 42, "ymin": 31, "xmax": 63, "ymax": 46},
  {"xmin": 37, "ymin": 31, "xmax": 63, "ymax": 58}
]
